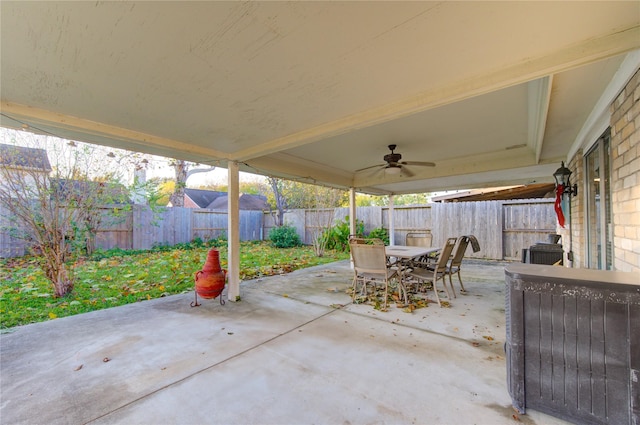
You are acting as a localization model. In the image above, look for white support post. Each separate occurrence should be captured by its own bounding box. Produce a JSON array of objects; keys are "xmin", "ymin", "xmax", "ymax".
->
[
  {"xmin": 388, "ymin": 195, "xmax": 395, "ymax": 245},
  {"xmin": 227, "ymin": 161, "xmax": 241, "ymax": 302},
  {"xmin": 349, "ymin": 188, "xmax": 356, "ymax": 269},
  {"xmin": 349, "ymin": 188, "xmax": 356, "ymax": 237}
]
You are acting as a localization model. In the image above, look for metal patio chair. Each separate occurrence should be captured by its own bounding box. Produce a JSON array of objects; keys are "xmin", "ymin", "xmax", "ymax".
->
[
  {"xmin": 349, "ymin": 238, "xmax": 396, "ymax": 309},
  {"xmin": 405, "ymin": 231, "xmax": 432, "ymax": 247},
  {"xmin": 405, "ymin": 237, "xmax": 457, "ymax": 307},
  {"xmin": 446, "ymin": 236, "xmax": 471, "ymax": 294},
  {"xmin": 405, "ymin": 231, "xmax": 436, "ymax": 267}
]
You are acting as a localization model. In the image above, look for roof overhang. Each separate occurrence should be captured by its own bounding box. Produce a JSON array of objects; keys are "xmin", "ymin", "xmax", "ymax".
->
[{"xmin": 1, "ymin": 2, "xmax": 639, "ymax": 194}]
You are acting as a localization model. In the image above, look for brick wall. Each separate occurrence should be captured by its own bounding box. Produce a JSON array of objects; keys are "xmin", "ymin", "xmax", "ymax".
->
[
  {"xmin": 568, "ymin": 153, "xmax": 584, "ymax": 268},
  {"xmin": 610, "ymin": 68, "xmax": 640, "ymax": 272}
]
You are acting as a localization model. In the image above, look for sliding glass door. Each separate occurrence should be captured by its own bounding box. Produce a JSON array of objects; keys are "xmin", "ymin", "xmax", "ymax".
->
[{"xmin": 584, "ymin": 130, "xmax": 612, "ymax": 269}]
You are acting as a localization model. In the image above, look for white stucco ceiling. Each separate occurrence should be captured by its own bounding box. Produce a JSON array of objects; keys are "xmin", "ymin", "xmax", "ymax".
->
[{"xmin": 1, "ymin": 1, "xmax": 639, "ymax": 194}]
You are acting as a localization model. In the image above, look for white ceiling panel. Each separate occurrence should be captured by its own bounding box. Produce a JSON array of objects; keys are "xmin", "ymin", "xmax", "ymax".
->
[{"xmin": 2, "ymin": 1, "xmax": 638, "ymax": 194}]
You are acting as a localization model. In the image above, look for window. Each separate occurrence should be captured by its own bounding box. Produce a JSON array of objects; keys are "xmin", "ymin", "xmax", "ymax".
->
[{"xmin": 584, "ymin": 129, "xmax": 612, "ymax": 269}]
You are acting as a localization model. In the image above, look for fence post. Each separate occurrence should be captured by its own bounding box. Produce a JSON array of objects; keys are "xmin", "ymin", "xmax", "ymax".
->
[{"xmin": 497, "ymin": 201, "xmax": 504, "ymax": 260}]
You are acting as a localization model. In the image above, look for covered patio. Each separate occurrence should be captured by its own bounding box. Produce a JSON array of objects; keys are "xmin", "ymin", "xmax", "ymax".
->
[
  {"xmin": 1, "ymin": 3, "xmax": 638, "ymax": 423},
  {"xmin": 1, "ymin": 260, "xmax": 569, "ymax": 424}
]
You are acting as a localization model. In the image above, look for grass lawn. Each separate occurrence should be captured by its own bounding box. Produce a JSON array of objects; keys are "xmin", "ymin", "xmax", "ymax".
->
[{"xmin": 0, "ymin": 241, "xmax": 350, "ymax": 329}]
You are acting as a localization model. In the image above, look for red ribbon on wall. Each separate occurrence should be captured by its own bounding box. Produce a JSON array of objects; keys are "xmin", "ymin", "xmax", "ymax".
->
[{"xmin": 554, "ymin": 184, "xmax": 565, "ymax": 228}]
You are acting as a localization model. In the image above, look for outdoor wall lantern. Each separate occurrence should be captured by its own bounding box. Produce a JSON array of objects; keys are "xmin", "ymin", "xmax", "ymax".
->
[
  {"xmin": 553, "ymin": 161, "xmax": 576, "ymax": 263},
  {"xmin": 553, "ymin": 161, "xmax": 578, "ymax": 197}
]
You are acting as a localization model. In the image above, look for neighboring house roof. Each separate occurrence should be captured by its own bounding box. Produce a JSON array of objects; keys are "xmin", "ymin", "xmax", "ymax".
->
[
  {"xmin": 184, "ymin": 188, "xmax": 226, "ymax": 208},
  {"xmin": 207, "ymin": 193, "xmax": 268, "ymax": 211},
  {"xmin": 431, "ymin": 184, "xmax": 555, "ymax": 203},
  {"xmin": 0, "ymin": 144, "xmax": 51, "ymax": 171}
]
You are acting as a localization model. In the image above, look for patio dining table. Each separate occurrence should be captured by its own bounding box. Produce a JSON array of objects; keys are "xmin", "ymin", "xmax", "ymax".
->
[{"xmin": 385, "ymin": 245, "xmax": 441, "ymax": 304}]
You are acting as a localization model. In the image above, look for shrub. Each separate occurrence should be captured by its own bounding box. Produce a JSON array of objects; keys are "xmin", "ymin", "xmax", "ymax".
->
[
  {"xmin": 323, "ymin": 216, "xmax": 364, "ymax": 252},
  {"xmin": 206, "ymin": 236, "xmax": 227, "ymax": 248},
  {"xmin": 191, "ymin": 237, "xmax": 205, "ymax": 247},
  {"xmin": 367, "ymin": 227, "xmax": 389, "ymax": 245},
  {"xmin": 269, "ymin": 225, "xmax": 302, "ymax": 248},
  {"xmin": 90, "ymin": 247, "xmax": 130, "ymax": 260}
]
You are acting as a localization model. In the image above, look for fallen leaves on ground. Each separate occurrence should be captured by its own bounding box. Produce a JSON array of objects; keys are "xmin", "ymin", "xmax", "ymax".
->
[
  {"xmin": 347, "ymin": 283, "xmax": 435, "ymax": 313},
  {"xmin": 1, "ymin": 242, "xmax": 349, "ymax": 329}
]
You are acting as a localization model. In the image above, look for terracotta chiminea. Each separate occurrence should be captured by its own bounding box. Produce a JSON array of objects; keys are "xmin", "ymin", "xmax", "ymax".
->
[{"xmin": 191, "ymin": 249, "xmax": 226, "ymax": 306}]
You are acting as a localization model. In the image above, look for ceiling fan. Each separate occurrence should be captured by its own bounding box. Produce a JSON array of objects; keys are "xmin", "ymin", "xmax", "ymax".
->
[{"xmin": 355, "ymin": 144, "xmax": 435, "ymax": 177}]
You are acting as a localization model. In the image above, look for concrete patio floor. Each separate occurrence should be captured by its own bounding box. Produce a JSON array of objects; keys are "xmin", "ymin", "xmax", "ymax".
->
[{"xmin": 1, "ymin": 259, "xmax": 570, "ymax": 425}]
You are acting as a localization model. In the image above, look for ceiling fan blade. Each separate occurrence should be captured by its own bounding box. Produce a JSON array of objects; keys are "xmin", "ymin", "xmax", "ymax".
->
[
  {"xmin": 402, "ymin": 161, "xmax": 436, "ymax": 167},
  {"xmin": 400, "ymin": 165, "xmax": 414, "ymax": 177},
  {"xmin": 355, "ymin": 164, "xmax": 385, "ymax": 173}
]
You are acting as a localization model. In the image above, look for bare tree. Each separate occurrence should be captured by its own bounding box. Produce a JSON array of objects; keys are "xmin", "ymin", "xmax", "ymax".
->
[
  {"xmin": 0, "ymin": 138, "xmax": 75, "ymax": 296},
  {"xmin": 308, "ymin": 186, "xmax": 346, "ymax": 257},
  {"xmin": 265, "ymin": 176, "xmax": 349, "ymax": 228},
  {"xmin": 168, "ymin": 159, "xmax": 215, "ymax": 207},
  {"xmin": 267, "ymin": 176, "xmax": 288, "ymax": 226},
  {"xmin": 169, "ymin": 160, "xmax": 188, "ymax": 207},
  {"xmin": 0, "ymin": 131, "xmax": 129, "ymax": 296}
]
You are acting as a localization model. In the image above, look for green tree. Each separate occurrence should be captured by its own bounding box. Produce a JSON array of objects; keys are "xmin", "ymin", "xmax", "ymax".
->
[
  {"xmin": 239, "ymin": 180, "xmax": 271, "ymax": 197},
  {"xmin": 356, "ymin": 193, "xmax": 432, "ymax": 206},
  {"xmin": 198, "ymin": 180, "xmax": 271, "ymax": 198},
  {"xmin": 156, "ymin": 179, "xmax": 175, "ymax": 206},
  {"xmin": 394, "ymin": 193, "xmax": 431, "ymax": 205},
  {"xmin": 355, "ymin": 194, "xmax": 387, "ymax": 206}
]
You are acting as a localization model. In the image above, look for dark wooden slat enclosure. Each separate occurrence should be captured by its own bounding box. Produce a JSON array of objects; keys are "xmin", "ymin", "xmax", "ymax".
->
[{"xmin": 505, "ymin": 264, "xmax": 640, "ymax": 424}]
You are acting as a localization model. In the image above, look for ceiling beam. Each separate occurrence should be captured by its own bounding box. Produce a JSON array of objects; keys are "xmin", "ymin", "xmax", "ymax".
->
[
  {"xmin": 528, "ymin": 76, "xmax": 553, "ymax": 164},
  {"xmin": 232, "ymin": 24, "xmax": 640, "ymax": 163},
  {"xmin": 244, "ymin": 152, "xmax": 353, "ymax": 189}
]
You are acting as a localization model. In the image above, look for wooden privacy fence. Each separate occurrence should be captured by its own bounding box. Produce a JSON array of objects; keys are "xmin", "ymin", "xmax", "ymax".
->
[
  {"xmin": 275, "ymin": 199, "xmax": 556, "ymax": 261},
  {"xmin": 104, "ymin": 207, "xmax": 263, "ymax": 250},
  {"xmin": 2, "ymin": 199, "xmax": 555, "ymax": 261},
  {"xmin": 0, "ymin": 205, "xmax": 264, "ymax": 257},
  {"xmin": 0, "ymin": 210, "xmax": 28, "ymax": 258}
]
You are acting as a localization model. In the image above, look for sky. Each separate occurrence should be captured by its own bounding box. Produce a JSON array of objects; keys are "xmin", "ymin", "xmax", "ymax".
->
[
  {"xmin": 0, "ymin": 127, "xmax": 263, "ymax": 188},
  {"xmin": 146, "ymin": 162, "xmax": 264, "ymax": 187}
]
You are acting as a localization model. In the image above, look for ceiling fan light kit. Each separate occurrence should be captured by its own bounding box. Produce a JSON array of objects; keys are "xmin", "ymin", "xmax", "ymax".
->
[{"xmin": 385, "ymin": 166, "xmax": 402, "ymax": 175}]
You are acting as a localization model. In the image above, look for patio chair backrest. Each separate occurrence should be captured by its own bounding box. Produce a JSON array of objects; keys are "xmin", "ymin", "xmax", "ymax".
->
[
  {"xmin": 434, "ymin": 238, "xmax": 457, "ymax": 273},
  {"xmin": 349, "ymin": 236, "xmax": 368, "ymax": 246},
  {"xmin": 450, "ymin": 236, "xmax": 470, "ymax": 268},
  {"xmin": 349, "ymin": 239, "xmax": 388, "ymax": 277},
  {"xmin": 349, "ymin": 237, "xmax": 384, "ymax": 246},
  {"xmin": 406, "ymin": 232, "xmax": 432, "ymax": 247}
]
